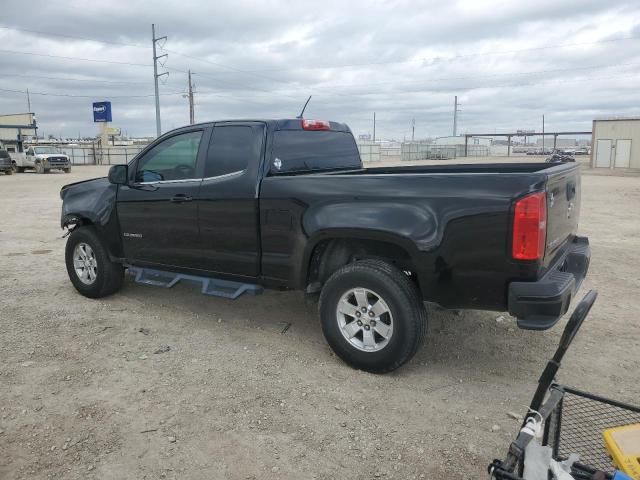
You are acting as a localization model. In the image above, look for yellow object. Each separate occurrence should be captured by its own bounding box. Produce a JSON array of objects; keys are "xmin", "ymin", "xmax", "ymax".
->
[{"xmin": 603, "ymin": 423, "xmax": 640, "ymax": 479}]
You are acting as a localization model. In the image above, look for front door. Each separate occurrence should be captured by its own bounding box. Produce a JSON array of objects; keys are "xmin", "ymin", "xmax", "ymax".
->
[{"xmin": 117, "ymin": 128, "xmax": 207, "ymax": 269}]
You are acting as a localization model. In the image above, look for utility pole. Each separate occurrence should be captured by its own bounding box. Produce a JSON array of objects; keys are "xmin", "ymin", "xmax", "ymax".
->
[
  {"xmin": 152, "ymin": 24, "xmax": 168, "ymax": 137},
  {"xmin": 187, "ymin": 70, "xmax": 195, "ymax": 125},
  {"xmin": 453, "ymin": 96, "xmax": 461, "ymax": 136},
  {"xmin": 373, "ymin": 112, "xmax": 376, "ymax": 142},
  {"xmin": 542, "ymin": 114, "xmax": 545, "ymax": 152},
  {"xmin": 26, "ymin": 88, "xmax": 31, "ymax": 112},
  {"xmin": 411, "ymin": 118, "xmax": 415, "ymax": 142}
]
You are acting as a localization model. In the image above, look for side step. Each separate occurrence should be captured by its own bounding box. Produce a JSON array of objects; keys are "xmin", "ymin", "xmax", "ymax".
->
[{"xmin": 125, "ymin": 265, "xmax": 263, "ymax": 300}]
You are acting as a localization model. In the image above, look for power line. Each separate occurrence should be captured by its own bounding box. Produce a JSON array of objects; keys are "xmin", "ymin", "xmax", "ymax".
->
[
  {"xmin": 3, "ymin": 22, "xmax": 638, "ymax": 93},
  {"xmin": 306, "ymin": 61, "xmax": 640, "ymax": 91},
  {"xmin": 192, "ymin": 71, "xmax": 302, "ymax": 100},
  {"xmin": 0, "ymin": 86, "xmax": 184, "ymax": 98},
  {"xmin": 2, "ymin": 46, "xmax": 637, "ymax": 97},
  {"xmin": 0, "ymin": 25, "xmax": 147, "ymax": 49},
  {"xmin": 0, "ymin": 72, "xmax": 150, "ymax": 85},
  {"xmin": 207, "ymin": 70, "xmax": 640, "ymax": 101},
  {"xmin": 236, "ymin": 34, "xmax": 640, "ymax": 73},
  {"xmin": 0, "ymin": 48, "xmax": 153, "ymax": 67}
]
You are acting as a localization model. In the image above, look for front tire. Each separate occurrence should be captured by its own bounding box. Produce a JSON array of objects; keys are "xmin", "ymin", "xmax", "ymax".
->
[
  {"xmin": 35, "ymin": 162, "xmax": 45, "ymax": 174},
  {"xmin": 4, "ymin": 168, "xmax": 12, "ymax": 175},
  {"xmin": 65, "ymin": 226, "xmax": 124, "ymax": 298},
  {"xmin": 63, "ymin": 167, "xmax": 71, "ymax": 173},
  {"xmin": 319, "ymin": 259, "xmax": 427, "ymax": 373}
]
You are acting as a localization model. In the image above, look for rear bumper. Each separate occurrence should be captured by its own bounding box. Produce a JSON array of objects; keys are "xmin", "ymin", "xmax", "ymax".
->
[{"xmin": 508, "ymin": 236, "xmax": 590, "ymax": 330}]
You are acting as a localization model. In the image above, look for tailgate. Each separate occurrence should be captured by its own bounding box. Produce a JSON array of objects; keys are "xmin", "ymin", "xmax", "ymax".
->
[{"xmin": 544, "ymin": 164, "xmax": 581, "ymax": 263}]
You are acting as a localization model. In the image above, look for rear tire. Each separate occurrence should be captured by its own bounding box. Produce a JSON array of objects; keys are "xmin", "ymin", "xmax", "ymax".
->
[
  {"xmin": 65, "ymin": 226, "xmax": 124, "ymax": 298},
  {"xmin": 12, "ymin": 163, "xmax": 24, "ymax": 173},
  {"xmin": 319, "ymin": 259, "xmax": 427, "ymax": 373}
]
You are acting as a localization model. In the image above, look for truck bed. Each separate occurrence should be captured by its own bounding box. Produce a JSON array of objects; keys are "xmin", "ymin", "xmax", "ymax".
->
[{"xmin": 261, "ymin": 161, "xmax": 582, "ymax": 313}]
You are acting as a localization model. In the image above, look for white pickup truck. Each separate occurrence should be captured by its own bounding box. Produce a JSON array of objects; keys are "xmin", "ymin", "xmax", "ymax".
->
[{"xmin": 12, "ymin": 146, "xmax": 71, "ymax": 174}]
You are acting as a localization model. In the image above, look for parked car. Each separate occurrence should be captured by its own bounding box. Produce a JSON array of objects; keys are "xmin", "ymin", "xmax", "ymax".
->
[
  {"xmin": 12, "ymin": 146, "xmax": 71, "ymax": 173},
  {"xmin": 0, "ymin": 148, "xmax": 14, "ymax": 175},
  {"xmin": 59, "ymin": 119, "xmax": 590, "ymax": 373}
]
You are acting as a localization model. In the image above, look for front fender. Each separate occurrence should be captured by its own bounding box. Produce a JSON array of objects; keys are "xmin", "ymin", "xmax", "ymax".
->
[
  {"xmin": 61, "ymin": 177, "xmax": 124, "ymax": 259},
  {"xmin": 61, "ymin": 177, "xmax": 116, "ymax": 228}
]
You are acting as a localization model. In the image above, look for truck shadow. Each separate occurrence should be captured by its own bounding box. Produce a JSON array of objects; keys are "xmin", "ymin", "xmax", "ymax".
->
[{"xmin": 119, "ymin": 276, "xmax": 559, "ymax": 379}]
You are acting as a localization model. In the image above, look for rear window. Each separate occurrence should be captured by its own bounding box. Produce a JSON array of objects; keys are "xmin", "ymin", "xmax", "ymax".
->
[{"xmin": 271, "ymin": 130, "xmax": 361, "ymax": 173}]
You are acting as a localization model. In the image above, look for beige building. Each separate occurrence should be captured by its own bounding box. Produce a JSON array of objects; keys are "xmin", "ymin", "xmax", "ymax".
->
[
  {"xmin": 592, "ymin": 118, "xmax": 640, "ymax": 169},
  {"xmin": 0, "ymin": 113, "xmax": 37, "ymax": 151}
]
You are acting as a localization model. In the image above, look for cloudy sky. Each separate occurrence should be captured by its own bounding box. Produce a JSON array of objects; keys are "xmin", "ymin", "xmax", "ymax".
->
[{"xmin": 1, "ymin": 0, "xmax": 639, "ymax": 140}]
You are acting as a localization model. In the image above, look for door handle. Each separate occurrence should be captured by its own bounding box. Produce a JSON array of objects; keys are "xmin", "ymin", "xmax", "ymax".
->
[{"xmin": 170, "ymin": 194, "xmax": 193, "ymax": 203}]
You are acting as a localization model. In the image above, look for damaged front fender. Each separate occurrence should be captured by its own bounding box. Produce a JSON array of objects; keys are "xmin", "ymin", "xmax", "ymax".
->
[
  {"xmin": 60, "ymin": 177, "xmax": 124, "ymax": 259},
  {"xmin": 60, "ymin": 177, "xmax": 117, "ymax": 229}
]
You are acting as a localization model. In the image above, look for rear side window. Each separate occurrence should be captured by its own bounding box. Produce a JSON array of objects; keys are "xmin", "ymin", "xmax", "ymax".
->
[
  {"xmin": 205, "ymin": 125, "xmax": 263, "ymax": 178},
  {"xmin": 0, "ymin": 150, "xmax": 10, "ymax": 159},
  {"xmin": 271, "ymin": 130, "xmax": 361, "ymax": 173}
]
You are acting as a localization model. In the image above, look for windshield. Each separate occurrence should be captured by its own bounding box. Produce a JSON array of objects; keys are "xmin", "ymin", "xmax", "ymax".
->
[{"xmin": 34, "ymin": 147, "xmax": 63, "ymax": 154}]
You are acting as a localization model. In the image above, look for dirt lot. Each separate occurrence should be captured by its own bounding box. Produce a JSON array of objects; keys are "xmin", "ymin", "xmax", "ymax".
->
[{"xmin": 1, "ymin": 162, "xmax": 639, "ymax": 479}]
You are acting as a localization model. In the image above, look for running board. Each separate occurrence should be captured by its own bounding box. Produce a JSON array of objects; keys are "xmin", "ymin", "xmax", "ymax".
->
[{"xmin": 125, "ymin": 265, "xmax": 263, "ymax": 300}]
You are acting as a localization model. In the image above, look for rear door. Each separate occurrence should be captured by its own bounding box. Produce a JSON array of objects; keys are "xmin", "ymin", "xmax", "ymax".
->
[
  {"xmin": 544, "ymin": 164, "xmax": 581, "ymax": 261},
  {"xmin": 117, "ymin": 128, "xmax": 208, "ymax": 269},
  {"xmin": 196, "ymin": 122, "xmax": 265, "ymax": 277}
]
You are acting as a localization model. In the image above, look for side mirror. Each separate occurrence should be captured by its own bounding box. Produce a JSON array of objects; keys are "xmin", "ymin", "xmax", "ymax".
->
[{"xmin": 108, "ymin": 164, "xmax": 128, "ymax": 185}]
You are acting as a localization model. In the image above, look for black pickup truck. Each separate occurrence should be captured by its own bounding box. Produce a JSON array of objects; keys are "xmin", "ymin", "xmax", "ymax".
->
[{"xmin": 60, "ymin": 119, "xmax": 590, "ymax": 373}]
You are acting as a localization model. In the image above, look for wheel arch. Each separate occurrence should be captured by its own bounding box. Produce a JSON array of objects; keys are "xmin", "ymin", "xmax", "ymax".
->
[{"xmin": 302, "ymin": 229, "xmax": 424, "ymax": 293}]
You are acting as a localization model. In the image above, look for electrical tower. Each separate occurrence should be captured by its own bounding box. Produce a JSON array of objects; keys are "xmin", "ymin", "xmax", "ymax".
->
[
  {"xmin": 187, "ymin": 70, "xmax": 195, "ymax": 125},
  {"xmin": 453, "ymin": 96, "xmax": 462, "ymax": 136},
  {"xmin": 152, "ymin": 24, "xmax": 169, "ymax": 137},
  {"xmin": 373, "ymin": 112, "xmax": 376, "ymax": 142}
]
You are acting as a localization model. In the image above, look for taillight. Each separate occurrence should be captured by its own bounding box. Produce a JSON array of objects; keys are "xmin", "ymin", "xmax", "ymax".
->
[
  {"xmin": 512, "ymin": 191, "xmax": 547, "ymax": 260},
  {"xmin": 301, "ymin": 119, "xmax": 330, "ymax": 131}
]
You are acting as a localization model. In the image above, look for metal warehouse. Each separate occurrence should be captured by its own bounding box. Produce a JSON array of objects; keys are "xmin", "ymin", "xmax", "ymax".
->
[{"xmin": 592, "ymin": 117, "xmax": 640, "ymax": 169}]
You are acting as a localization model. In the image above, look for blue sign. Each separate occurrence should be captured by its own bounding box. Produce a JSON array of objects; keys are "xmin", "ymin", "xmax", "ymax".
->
[{"xmin": 93, "ymin": 101, "xmax": 112, "ymax": 122}]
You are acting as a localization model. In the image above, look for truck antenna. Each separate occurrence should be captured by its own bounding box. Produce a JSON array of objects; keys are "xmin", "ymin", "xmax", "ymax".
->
[{"xmin": 296, "ymin": 96, "xmax": 312, "ymax": 119}]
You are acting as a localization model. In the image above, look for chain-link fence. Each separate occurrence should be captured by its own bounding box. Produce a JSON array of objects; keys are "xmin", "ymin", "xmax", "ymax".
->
[
  {"xmin": 95, "ymin": 145, "xmax": 146, "ymax": 165},
  {"xmin": 357, "ymin": 140, "xmax": 490, "ymax": 163},
  {"xmin": 44, "ymin": 144, "xmax": 147, "ymax": 165}
]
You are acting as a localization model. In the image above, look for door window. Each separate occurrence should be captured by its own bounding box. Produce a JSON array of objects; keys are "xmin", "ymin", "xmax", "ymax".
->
[
  {"xmin": 135, "ymin": 131, "xmax": 203, "ymax": 182},
  {"xmin": 205, "ymin": 125, "xmax": 263, "ymax": 178}
]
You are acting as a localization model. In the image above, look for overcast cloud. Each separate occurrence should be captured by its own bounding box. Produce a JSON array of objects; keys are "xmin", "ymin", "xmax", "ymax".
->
[{"xmin": 1, "ymin": 0, "xmax": 640, "ymax": 139}]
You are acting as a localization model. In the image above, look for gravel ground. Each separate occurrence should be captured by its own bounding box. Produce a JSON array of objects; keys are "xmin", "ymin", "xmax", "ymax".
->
[{"xmin": 0, "ymin": 163, "xmax": 638, "ymax": 479}]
